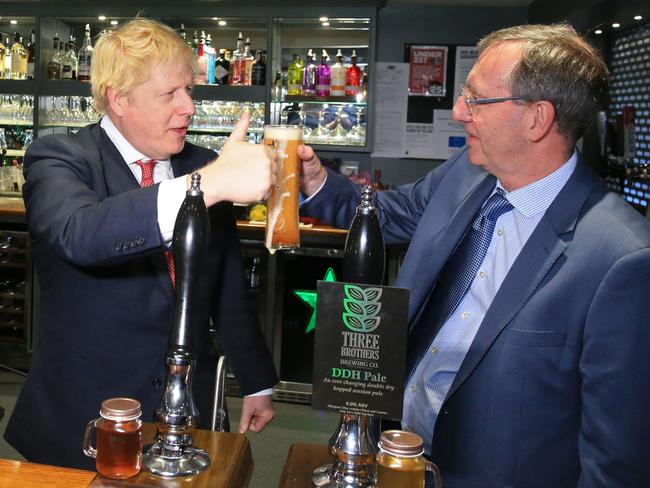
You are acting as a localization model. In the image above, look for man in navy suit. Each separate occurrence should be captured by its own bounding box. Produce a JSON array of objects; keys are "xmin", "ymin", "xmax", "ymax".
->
[
  {"xmin": 5, "ymin": 19, "xmax": 278, "ymax": 469},
  {"xmin": 299, "ymin": 24, "xmax": 650, "ymax": 487}
]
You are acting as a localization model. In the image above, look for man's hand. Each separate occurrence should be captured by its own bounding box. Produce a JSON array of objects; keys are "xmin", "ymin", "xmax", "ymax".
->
[
  {"xmin": 238, "ymin": 395, "xmax": 275, "ymax": 433},
  {"xmin": 298, "ymin": 144, "xmax": 326, "ymax": 198},
  {"xmin": 196, "ymin": 112, "xmax": 277, "ymax": 207}
]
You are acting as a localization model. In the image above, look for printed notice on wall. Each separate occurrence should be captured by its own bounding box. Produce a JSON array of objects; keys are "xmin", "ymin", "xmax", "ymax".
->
[
  {"xmin": 312, "ymin": 281, "xmax": 408, "ymax": 419},
  {"xmin": 372, "ymin": 62, "xmax": 409, "ymax": 158},
  {"xmin": 408, "ymin": 45, "xmax": 448, "ymax": 96},
  {"xmin": 453, "ymin": 46, "xmax": 479, "ymax": 101},
  {"xmin": 431, "ymin": 109, "xmax": 467, "ymax": 160}
]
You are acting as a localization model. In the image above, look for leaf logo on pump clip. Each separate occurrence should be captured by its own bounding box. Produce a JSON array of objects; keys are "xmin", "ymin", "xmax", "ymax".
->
[{"xmin": 342, "ymin": 284, "xmax": 382, "ymax": 333}]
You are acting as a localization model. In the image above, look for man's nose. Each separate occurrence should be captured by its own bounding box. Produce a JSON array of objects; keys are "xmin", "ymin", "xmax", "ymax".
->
[
  {"xmin": 180, "ymin": 91, "xmax": 196, "ymax": 117},
  {"xmin": 452, "ymin": 95, "xmax": 471, "ymax": 123}
]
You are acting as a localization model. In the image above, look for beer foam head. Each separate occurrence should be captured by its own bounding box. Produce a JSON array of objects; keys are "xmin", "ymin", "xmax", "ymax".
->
[{"xmin": 264, "ymin": 125, "xmax": 302, "ymax": 141}]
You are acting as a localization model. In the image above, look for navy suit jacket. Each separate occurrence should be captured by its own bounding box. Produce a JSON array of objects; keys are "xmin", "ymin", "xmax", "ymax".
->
[
  {"xmin": 5, "ymin": 123, "xmax": 277, "ymax": 470},
  {"xmin": 301, "ymin": 147, "xmax": 650, "ymax": 487}
]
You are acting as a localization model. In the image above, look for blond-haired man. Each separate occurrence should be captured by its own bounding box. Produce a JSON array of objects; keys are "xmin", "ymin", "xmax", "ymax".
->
[{"xmin": 5, "ymin": 18, "xmax": 278, "ymax": 469}]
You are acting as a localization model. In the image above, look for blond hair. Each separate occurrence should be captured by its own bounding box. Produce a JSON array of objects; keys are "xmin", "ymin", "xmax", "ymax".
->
[
  {"xmin": 91, "ymin": 18, "xmax": 195, "ymax": 113},
  {"xmin": 478, "ymin": 23, "xmax": 609, "ymax": 144}
]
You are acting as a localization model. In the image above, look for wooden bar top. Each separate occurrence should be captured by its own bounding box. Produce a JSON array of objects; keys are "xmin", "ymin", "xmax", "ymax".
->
[
  {"xmin": 0, "ymin": 424, "xmax": 253, "ymax": 488},
  {"xmin": 279, "ymin": 443, "xmax": 333, "ymax": 488}
]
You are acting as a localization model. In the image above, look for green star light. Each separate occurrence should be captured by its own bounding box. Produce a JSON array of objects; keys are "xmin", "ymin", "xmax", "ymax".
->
[{"xmin": 293, "ymin": 267, "xmax": 337, "ymax": 334}]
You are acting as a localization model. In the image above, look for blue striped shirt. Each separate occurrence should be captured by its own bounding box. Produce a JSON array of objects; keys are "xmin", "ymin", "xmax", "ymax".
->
[{"xmin": 402, "ymin": 151, "xmax": 578, "ymax": 455}]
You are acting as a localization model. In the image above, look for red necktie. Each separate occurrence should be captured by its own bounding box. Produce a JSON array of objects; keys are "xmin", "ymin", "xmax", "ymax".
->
[{"xmin": 135, "ymin": 159, "xmax": 176, "ymax": 289}]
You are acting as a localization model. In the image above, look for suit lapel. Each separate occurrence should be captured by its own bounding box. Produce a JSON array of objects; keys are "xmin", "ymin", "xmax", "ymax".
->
[
  {"xmin": 91, "ymin": 125, "xmax": 173, "ymax": 294},
  {"xmin": 444, "ymin": 159, "xmax": 595, "ymax": 400},
  {"xmin": 399, "ymin": 172, "xmax": 496, "ymax": 326}
]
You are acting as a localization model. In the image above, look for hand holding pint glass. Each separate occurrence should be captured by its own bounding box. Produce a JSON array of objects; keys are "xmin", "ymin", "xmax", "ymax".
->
[{"xmin": 264, "ymin": 125, "xmax": 302, "ymax": 253}]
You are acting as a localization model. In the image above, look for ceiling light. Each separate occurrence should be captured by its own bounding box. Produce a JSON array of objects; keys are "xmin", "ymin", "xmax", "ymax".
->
[
  {"xmin": 594, "ymin": 29, "xmax": 603, "ymax": 35},
  {"xmin": 212, "ymin": 17, "xmax": 219, "ymax": 20},
  {"xmin": 10, "ymin": 20, "xmax": 17, "ymax": 25},
  {"xmin": 634, "ymin": 15, "xmax": 643, "ymax": 21},
  {"xmin": 322, "ymin": 22, "xmax": 330, "ymax": 27},
  {"xmin": 218, "ymin": 20, "xmax": 227, "ymax": 26},
  {"xmin": 98, "ymin": 15, "xmax": 106, "ymax": 21},
  {"xmin": 110, "ymin": 20, "xmax": 118, "ymax": 25},
  {"xmin": 319, "ymin": 16, "xmax": 329, "ymax": 22},
  {"xmin": 612, "ymin": 22, "xmax": 621, "ymax": 28}
]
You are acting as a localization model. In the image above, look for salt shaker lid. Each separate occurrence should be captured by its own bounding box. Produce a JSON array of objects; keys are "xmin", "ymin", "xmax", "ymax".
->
[
  {"xmin": 378, "ymin": 430, "xmax": 424, "ymax": 457},
  {"xmin": 100, "ymin": 397, "xmax": 142, "ymax": 421}
]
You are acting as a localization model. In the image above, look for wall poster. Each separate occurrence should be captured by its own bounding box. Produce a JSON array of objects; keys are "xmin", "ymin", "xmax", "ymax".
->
[{"xmin": 408, "ymin": 45, "xmax": 448, "ymax": 97}]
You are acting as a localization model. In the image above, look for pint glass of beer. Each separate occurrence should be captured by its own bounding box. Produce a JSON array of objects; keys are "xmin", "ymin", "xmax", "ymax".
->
[{"xmin": 264, "ymin": 125, "xmax": 302, "ymax": 253}]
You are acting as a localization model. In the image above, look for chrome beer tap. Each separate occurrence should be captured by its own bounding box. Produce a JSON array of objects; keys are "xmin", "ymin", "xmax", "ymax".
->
[
  {"xmin": 312, "ymin": 186, "xmax": 384, "ymax": 487},
  {"xmin": 143, "ymin": 173, "xmax": 211, "ymax": 477}
]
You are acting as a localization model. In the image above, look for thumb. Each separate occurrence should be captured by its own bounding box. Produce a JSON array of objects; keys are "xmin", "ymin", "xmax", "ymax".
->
[
  {"xmin": 238, "ymin": 408, "xmax": 252, "ymax": 434},
  {"xmin": 223, "ymin": 111, "xmax": 251, "ymax": 148}
]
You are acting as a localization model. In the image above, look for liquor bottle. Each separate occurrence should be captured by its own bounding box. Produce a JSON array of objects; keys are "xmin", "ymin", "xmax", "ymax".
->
[
  {"xmin": 251, "ymin": 49, "xmax": 266, "ymax": 86},
  {"xmin": 61, "ymin": 38, "xmax": 78, "ymax": 80},
  {"xmin": 3, "ymin": 37, "xmax": 12, "ymax": 80},
  {"xmin": 178, "ymin": 23, "xmax": 188, "ymax": 44},
  {"xmin": 302, "ymin": 49, "xmax": 317, "ymax": 96},
  {"xmin": 272, "ymin": 70, "xmax": 284, "ymax": 102},
  {"xmin": 214, "ymin": 48, "xmax": 230, "ymax": 86},
  {"xmin": 229, "ymin": 32, "xmax": 245, "ymax": 86},
  {"xmin": 248, "ymin": 256, "xmax": 260, "ymax": 290},
  {"xmin": 373, "ymin": 169, "xmax": 385, "ymax": 191},
  {"xmin": 346, "ymin": 50, "xmax": 362, "ymax": 97},
  {"xmin": 330, "ymin": 49, "xmax": 346, "ymax": 97},
  {"xmin": 204, "ymin": 34, "xmax": 216, "ymax": 84},
  {"xmin": 77, "ymin": 24, "xmax": 93, "ymax": 81},
  {"xmin": 46, "ymin": 38, "xmax": 61, "ymax": 80},
  {"xmin": 191, "ymin": 31, "xmax": 199, "ymax": 53},
  {"xmin": 243, "ymin": 37, "xmax": 254, "ymax": 86},
  {"xmin": 26, "ymin": 30, "xmax": 36, "ymax": 79},
  {"xmin": 287, "ymin": 53, "xmax": 304, "ymax": 96},
  {"xmin": 343, "ymin": 185, "xmax": 385, "ymax": 285},
  {"xmin": 194, "ymin": 38, "xmax": 207, "ymax": 85},
  {"xmin": 10, "ymin": 33, "xmax": 25, "ymax": 80},
  {"xmin": 18, "ymin": 36, "xmax": 28, "ymax": 79},
  {"xmin": 315, "ymin": 50, "xmax": 331, "ymax": 97},
  {"xmin": 0, "ymin": 37, "xmax": 5, "ymax": 80}
]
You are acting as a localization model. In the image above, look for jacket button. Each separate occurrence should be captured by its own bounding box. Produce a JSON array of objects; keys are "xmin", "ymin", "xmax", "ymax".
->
[{"xmin": 152, "ymin": 378, "xmax": 162, "ymax": 388}]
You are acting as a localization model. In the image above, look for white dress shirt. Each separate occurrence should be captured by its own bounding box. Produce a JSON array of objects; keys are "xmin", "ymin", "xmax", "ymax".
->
[
  {"xmin": 100, "ymin": 115, "xmax": 272, "ymax": 398},
  {"xmin": 403, "ymin": 151, "xmax": 578, "ymax": 454}
]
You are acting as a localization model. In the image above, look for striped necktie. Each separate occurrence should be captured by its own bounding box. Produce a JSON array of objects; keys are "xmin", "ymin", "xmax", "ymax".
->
[
  {"xmin": 135, "ymin": 159, "xmax": 176, "ymax": 289},
  {"xmin": 407, "ymin": 189, "xmax": 513, "ymax": 376}
]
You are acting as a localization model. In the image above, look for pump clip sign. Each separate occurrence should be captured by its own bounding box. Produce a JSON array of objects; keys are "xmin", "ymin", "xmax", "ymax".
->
[
  {"xmin": 408, "ymin": 45, "xmax": 448, "ymax": 96},
  {"xmin": 312, "ymin": 281, "xmax": 408, "ymax": 419}
]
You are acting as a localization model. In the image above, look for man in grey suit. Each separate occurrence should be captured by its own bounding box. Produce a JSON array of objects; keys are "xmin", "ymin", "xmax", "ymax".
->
[
  {"xmin": 5, "ymin": 18, "xmax": 278, "ymax": 469},
  {"xmin": 299, "ymin": 23, "xmax": 650, "ymax": 487}
]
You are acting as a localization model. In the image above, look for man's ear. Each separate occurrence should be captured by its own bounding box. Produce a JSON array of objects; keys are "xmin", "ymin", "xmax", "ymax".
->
[
  {"xmin": 106, "ymin": 87, "xmax": 125, "ymax": 117},
  {"xmin": 526, "ymin": 100, "xmax": 556, "ymax": 143}
]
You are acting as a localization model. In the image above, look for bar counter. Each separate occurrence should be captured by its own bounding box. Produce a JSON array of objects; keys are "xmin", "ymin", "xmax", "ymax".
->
[{"xmin": 0, "ymin": 423, "xmax": 253, "ymax": 488}]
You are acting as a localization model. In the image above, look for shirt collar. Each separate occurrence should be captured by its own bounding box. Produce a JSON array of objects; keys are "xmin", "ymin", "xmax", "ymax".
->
[
  {"xmin": 496, "ymin": 150, "xmax": 578, "ymax": 219},
  {"xmin": 100, "ymin": 115, "xmax": 171, "ymax": 167}
]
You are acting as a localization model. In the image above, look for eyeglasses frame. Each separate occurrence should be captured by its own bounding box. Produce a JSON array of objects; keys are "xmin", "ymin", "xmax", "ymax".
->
[{"xmin": 459, "ymin": 86, "xmax": 523, "ymax": 115}]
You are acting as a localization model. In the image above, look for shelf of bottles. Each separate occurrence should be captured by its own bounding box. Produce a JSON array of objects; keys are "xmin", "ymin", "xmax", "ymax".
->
[
  {"xmin": 0, "ymin": 230, "xmax": 29, "ymax": 344},
  {"xmin": 0, "ymin": 17, "xmax": 36, "ymax": 83},
  {"xmin": 271, "ymin": 17, "xmax": 370, "ymax": 148}
]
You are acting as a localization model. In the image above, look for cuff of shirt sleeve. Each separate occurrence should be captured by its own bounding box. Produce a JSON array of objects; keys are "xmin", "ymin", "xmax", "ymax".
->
[
  {"xmin": 245, "ymin": 388, "xmax": 274, "ymax": 397},
  {"xmin": 158, "ymin": 176, "xmax": 189, "ymax": 246},
  {"xmin": 300, "ymin": 170, "xmax": 328, "ymax": 206}
]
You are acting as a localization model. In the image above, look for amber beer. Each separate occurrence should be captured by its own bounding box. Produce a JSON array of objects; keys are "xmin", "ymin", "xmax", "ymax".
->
[
  {"xmin": 264, "ymin": 125, "xmax": 301, "ymax": 252},
  {"xmin": 375, "ymin": 430, "xmax": 441, "ymax": 488}
]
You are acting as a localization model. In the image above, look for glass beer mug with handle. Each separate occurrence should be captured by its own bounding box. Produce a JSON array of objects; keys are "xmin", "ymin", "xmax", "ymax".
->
[
  {"xmin": 376, "ymin": 430, "xmax": 442, "ymax": 488},
  {"xmin": 82, "ymin": 398, "xmax": 143, "ymax": 479}
]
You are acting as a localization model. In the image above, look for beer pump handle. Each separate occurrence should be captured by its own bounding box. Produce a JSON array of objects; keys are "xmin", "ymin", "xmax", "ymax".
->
[{"xmin": 170, "ymin": 173, "xmax": 210, "ymax": 349}]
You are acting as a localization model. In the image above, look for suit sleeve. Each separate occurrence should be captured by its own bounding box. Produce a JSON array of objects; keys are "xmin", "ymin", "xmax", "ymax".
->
[
  {"xmin": 300, "ymin": 147, "xmax": 470, "ymax": 244},
  {"xmin": 208, "ymin": 203, "xmax": 278, "ymax": 394},
  {"xmin": 579, "ymin": 248, "xmax": 650, "ymax": 486},
  {"xmin": 23, "ymin": 133, "xmax": 164, "ymax": 266}
]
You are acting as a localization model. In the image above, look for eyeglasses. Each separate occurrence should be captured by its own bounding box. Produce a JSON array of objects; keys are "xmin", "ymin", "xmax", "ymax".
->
[{"xmin": 459, "ymin": 86, "xmax": 523, "ymax": 116}]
